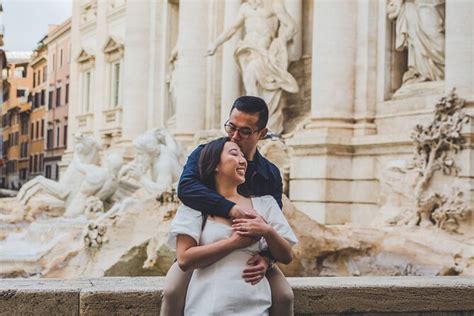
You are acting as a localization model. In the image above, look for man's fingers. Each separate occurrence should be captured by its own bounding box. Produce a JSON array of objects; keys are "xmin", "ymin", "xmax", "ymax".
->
[
  {"xmin": 243, "ymin": 265, "xmax": 265, "ymax": 273},
  {"xmin": 244, "ymin": 275, "xmax": 264, "ymax": 283},
  {"xmin": 244, "ymin": 211, "xmax": 257, "ymax": 219},
  {"xmin": 246, "ymin": 255, "xmax": 259, "ymax": 265},
  {"xmin": 242, "ymin": 270, "xmax": 265, "ymax": 278}
]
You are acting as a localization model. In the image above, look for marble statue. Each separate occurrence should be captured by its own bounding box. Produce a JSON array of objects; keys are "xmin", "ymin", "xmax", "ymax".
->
[
  {"xmin": 16, "ymin": 134, "xmax": 101, "ymax": 209},
  {"xmin": 387, "ymin": 0, "xmax": 445, "ymax": 85},
  {"xmin": 118, "ymin": 128, "xmax": 182, "ymax": 197},
  {"xmin": 63, "ymin": 153, "xmax": 123, "ymax": 218},
  {"xmin": 166, "ymin": 45, "xmax": 178, "ymax": 129},
  {"xmin": 207, "ymin": 0, "xmax": 299, "ymax": 135}
]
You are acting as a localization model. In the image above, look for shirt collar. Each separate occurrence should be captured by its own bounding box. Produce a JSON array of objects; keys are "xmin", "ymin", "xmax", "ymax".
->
[{"xmin": 248, "ymin": 149, "xmax": 270, "ymax": 180}]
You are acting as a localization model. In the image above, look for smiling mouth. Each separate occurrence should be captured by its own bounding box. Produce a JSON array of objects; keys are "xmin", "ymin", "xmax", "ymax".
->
[{"xmin": 236, "ymin": 167, "xmax": 246, "ymax": 175}]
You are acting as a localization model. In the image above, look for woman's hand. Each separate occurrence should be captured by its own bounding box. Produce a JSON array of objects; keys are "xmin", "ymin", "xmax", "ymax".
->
[
  {"xmin": 232, "ymin": 215, "xmax": 271, "ymax": 238},
  {"xmin": 230, "ymin": 230, "xmax": 259, "ymax": 249}
]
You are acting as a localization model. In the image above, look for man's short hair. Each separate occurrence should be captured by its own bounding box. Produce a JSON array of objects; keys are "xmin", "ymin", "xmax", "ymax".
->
[{"xmin": 230, "ymin": 96, "xmax": 269, "ymax": 130}]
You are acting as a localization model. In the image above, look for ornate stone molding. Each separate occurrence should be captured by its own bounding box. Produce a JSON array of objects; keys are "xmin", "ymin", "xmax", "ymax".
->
[
  {"xmin": 76, "ymin": 48, "xmax": 95, "ymax": 71},
  {"xmin": 103, "ymin": 36, "xmax": 124, "ymax": 63}
]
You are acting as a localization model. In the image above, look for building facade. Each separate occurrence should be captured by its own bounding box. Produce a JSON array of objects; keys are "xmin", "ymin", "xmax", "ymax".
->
[
  {"xmin": 1, "ymin": 52, "xmax": 32, "ymax": 189},
  {"xmin": 66, "ymin": 0, "xmax": 473, "ymax": 225},
  {"xmin": 43, "ymin": 20, "xmax": 71, "ymax": 180}
]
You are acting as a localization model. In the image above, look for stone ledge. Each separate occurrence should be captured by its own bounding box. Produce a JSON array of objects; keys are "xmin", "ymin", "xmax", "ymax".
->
[{"xmin": 1, "ymin": 277, "xmax": 473, "ymax": 315}]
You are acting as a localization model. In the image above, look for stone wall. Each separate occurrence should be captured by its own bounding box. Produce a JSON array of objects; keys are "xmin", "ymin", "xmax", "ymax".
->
[{"xmin": 1, "ymin": 277, "xmax": 473, "ymax": 315}]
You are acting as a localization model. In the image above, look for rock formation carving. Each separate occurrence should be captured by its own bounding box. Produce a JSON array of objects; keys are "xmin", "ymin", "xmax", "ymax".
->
[
  {"xmin": 207, "ymin": 0, "xmax": 299, "ymax": 135},
  {"xmin": 387, "ymin": 0, "xmax": 445, "ymax": 85},
  {"xmin": 389, "ymin": 90, "xmax": 471, "ymax": 231}
]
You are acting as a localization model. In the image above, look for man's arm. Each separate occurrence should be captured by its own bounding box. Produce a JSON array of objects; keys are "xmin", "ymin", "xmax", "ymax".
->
[
  {"xmin": 271, "ymin": 165, "xmax": 283, "ymax": 209},
  {"xmin": 177, "ymin": 146, "xmax": 235, "ymax": 218}
]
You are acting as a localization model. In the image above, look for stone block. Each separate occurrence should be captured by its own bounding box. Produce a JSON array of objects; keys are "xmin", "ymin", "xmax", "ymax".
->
[
  {"xmin": 292, "ymin": 201, "xmax": 351, "ymax": 224},
  {"xmin": 350, "ymin": 204, "xmax": 379, "ymax": 224},
  {"xmin": 290, "ymin": 155, "xmax": 352, "ymax": 179},
  {"xmin": 79, "ymin": 277, "xmax": 164, "ymax": 315}
]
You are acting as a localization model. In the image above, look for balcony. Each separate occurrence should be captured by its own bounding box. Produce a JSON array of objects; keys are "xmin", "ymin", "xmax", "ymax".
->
[
  {"xmin": 99, "ymin": 107, "xmax": 122, "ymax": 137},
  {"xmin": 76, "ymin": 112, "xmax": 94, "ymax": 134}
]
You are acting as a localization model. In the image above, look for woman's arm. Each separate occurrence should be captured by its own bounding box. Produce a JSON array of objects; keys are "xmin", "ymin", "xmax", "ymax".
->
[
  {"xmin": 232, "ymin": 217, "xmax": 293, "ymax": 265},
  {"xmin": 176, "ymin": 232, "xmax": 257, "ymax": 271}
]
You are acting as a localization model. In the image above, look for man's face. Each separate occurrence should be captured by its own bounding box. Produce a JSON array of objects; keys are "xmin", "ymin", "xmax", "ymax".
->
[{"xmin": 226, "ymin": 109, "xmax": 267, "ymax": 158}]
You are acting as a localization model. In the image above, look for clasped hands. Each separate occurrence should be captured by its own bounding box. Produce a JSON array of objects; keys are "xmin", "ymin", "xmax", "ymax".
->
[{"xmin": 229, "ymin": 205, "xmax": 272, "ymax": 285}]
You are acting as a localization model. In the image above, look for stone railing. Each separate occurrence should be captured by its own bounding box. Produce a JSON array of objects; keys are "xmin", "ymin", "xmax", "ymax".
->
[{"xmin": 1, "ymin": 277, "xmax": 473, "ymax": 315}]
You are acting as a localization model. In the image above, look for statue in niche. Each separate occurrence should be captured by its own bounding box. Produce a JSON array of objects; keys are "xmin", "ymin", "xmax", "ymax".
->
[
  {"xmin": 387, "ymin": 0, "xmax": 445, "ymax": 85},
  {"xmin": 166, "ymin": 45, "xmax": 178, "ymax": 129},
  {"xmin": 207, "ymin": 0, "xmax": 299, "ymax": 135},
  {"xmin": 16, "ymin": 134, "xmax": 101, "ymax": 209}
]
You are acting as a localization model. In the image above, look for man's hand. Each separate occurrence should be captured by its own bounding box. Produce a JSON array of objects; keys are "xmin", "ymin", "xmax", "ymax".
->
[
  {"xmin": 229, "ymin": 204, "xmax": 258, "ymax": 219},
  {"xmin": 242, "ymin": 254, "xmax": 269, "ymax": 285},
  {"xmin": 232, "ymin": 215, "xmax": 271, "ymax": 238}
]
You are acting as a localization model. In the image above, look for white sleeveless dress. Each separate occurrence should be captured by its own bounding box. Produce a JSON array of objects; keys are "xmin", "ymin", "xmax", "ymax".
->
[{"xmin": 167, "ymin": 195, "xmax": 298, "ymax": 316}]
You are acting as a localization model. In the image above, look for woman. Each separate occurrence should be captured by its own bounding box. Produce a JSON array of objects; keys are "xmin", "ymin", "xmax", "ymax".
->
[{"xmin": 167, "ymin": 137, "xmax": 297, "ymax": 315}]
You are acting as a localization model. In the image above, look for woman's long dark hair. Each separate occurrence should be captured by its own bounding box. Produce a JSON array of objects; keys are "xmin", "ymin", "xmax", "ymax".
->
[{"xmin": 198, "ymin": 137, "xmax": 231, "ymax": 228}]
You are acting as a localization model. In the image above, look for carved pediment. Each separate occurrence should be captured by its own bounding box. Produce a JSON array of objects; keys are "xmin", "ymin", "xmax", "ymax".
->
[
  {"xmin": 103, "ymin": 36, "xmax": 124, "ymax": 62},
  {"xmin": 76, "ymin": 48, "xmax": 95, "ymax": 64}
]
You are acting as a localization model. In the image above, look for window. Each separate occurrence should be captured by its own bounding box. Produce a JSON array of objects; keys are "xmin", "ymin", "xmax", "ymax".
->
[
  {"xmin": 33, "ymin": 72, "xmax": 36, "ymax": 88},
  {"xmin": 41, "ymin": 119, "xmax": 44, "ymax": 138},
  {"xmin": 39, "ymin": 154, "xmax": 44, "ymax": 172},
  {"xmin": 35, "ymin": 121, "xmax": 39, "ymax": 139},
  {"xmin": 47, "ymin": 129, "xmax": 53, "ymax": 149},
  {"xmin": 63, "ymin": 125, "xmax": 68, "ymax": 147},
  {"xmin": 48, "ymin": 91, "xmax": 53, "ymax": 109},
  {"xmin": 55, "ymin": 164, "xmax": 59, "ymax": 180},
  {"xmin": 111, "ymin": 62, "xmax": 121, "ymax": 107},
  {"xmin": 41, "ymin": 90, "xmax": 45, "ymax": 105},
  {"xmin": 43, "ymin": 65, "xmax": 47, "ymax": 82},
  {"xmin": 21, "ymin": 118, "xmax": 28, "ymax": 135},
  {"xmin": 56, "ymin": 87, "xmax": 61, "ymax": 107},
  {"xmin": 29, "ymin": 155, "xmax": 33, "ymax": 171},
  {"xmin": 16, "ymin": 89, "xmax": 26, "ymax": 98},
  {"xmin": 14, "ymin": 132, "xmax": 19, "ymax": 145},
  {"xmin": 38, "ymin": 70, "xmax": 41, "ymax": 85},
  {"xmin": 45, "ymin": 165, "xmax": 52, "ymax": 179},
  {"xmin": 33, "ymin": 155, "xmax": 38, "ymax": 173},
  {"xmin": 56, "ymin": 126, "xmax": 60, "ymax": 147},
  {"xmin": 31, "ymin": 123, "xmax": 34, "ymax": 139},
  {"xmin": 60, "ymin": 49, "xmax": 63, "ymax": 67},
  {"xmin": 65, "ymin": 84, "xmax": 69, "ymax": 104},
  {"xmin": 83, "ymin": 71, "xmax": 91, "ymax": 112}
]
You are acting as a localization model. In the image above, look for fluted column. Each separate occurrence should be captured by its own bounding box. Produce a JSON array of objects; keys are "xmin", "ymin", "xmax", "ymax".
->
[
  {"xmin": 122, "ymin": 0, "xmax": 151, "ymax": 140},
  {"xmin": 287, "ymin": 0, "xmax": 359, "ymax": 224},
  {"xmin": 174, "ymin": 0, "xmax": 208, "ymax": 143},
  {"xmin": 284, "ymin": 0, "xmax": 303, "ymax": 62},
  {"xmin": 309, "ymin": 0, "xmax": 357, "ymax": 133},
  {"xmin": 445, "ymin": 0, "xmax": 474, "ymax": 100},
  {"xmin": 220, "ymin": 0, "xmax": 241, "ymax": 126}
]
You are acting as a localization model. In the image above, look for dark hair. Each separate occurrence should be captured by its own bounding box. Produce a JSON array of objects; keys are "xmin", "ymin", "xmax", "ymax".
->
[
  {"xmin": 198, "ymin": 137, "xmax": 230, "ymax": 228},
  {"xmin": 230, "ymin": 96, "xmax": 268, "ymax": 130}
]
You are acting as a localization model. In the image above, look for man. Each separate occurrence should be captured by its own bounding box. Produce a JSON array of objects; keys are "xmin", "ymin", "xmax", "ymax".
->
[{"xmin": 161, "ymin": 96, "xmax": 294, "ymax": 316}]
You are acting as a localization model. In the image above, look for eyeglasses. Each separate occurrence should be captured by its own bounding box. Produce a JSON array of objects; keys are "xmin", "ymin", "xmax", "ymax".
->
[{"xmin": 224, "ymin": 121, "xmax": 259, "ymax": 139}]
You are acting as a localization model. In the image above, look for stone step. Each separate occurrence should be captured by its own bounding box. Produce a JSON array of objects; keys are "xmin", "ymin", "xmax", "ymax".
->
[{"xmin": 0, "ymin": 276, "xmax": 473, "ymax": 315}]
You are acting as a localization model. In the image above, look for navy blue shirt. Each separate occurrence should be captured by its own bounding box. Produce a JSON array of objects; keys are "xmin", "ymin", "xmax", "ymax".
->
[{"xmin": 177, "ymin": 144, "xmax": 283, "ymax": 218}]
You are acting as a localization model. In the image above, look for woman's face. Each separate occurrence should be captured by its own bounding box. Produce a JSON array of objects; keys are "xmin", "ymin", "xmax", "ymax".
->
[{"xmin": 216, "ymin": 142, "xmax": 247, "ymax": 185}]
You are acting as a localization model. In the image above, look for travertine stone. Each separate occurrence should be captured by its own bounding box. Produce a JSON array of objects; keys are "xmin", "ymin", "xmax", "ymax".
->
[
  {"xmin": 80, "ymin": 278, "xmax": 164, "ymax": 315},
  {"xmin": 1, "ymin": 277, "xmax": 473, "ymax": 315}
]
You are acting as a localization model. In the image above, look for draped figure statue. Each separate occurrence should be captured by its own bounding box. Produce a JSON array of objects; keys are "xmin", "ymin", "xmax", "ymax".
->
[
  {"xmin": 387, "ymin": 0, "xmax": 445, "ymax": 85},
  {"xmin": 207, "ymin": 0, "xmax": 299, "ymax": 135}
]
